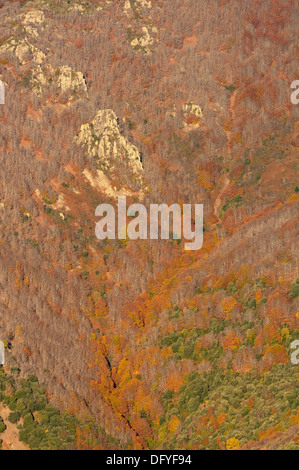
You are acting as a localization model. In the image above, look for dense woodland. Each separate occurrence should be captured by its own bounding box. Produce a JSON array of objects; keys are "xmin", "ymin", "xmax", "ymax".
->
[{"xmin": 0, "ymin": 0, "xmax": 298, "ymax": 450}]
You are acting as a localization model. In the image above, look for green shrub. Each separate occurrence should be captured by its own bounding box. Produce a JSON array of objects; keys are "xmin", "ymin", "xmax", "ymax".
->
[
  {"xmin": 0, "ymin": 417, "xmax": 6, "ymax": 433},
  {"xmin": 289, "ymin": 278, "xmax": 299, "ymax": 299},
  {"xmin": 8, "ymin": 411, "xmax": 20, "ymax": 424}
]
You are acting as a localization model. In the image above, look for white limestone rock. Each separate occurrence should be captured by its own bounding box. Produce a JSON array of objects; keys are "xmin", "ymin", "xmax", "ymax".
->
[
  {"xmin": 182, "ymin": 102, "xmax": 203, "ymax": 118},
  {"xmin": 0, "ymin": 38, "xmax": 45, "ymax": 64},
  {"xmin": 76, "ymin": 109, "xmax": 144, "ymax": 191},
  {"xmin": 182, "ymin": 102, "xmax": 203, "ymax": 130},
  {"xmin": 131, "ymin": 26, "xmax": 155, "ymax": 54},
  {"xmin": 22, "ymin": 10, "xmax": 45, "ymax": 37},
  {"xmin": 31, "ymin": 65, "xmax": 87, "ymax": 97},
  {"xmin": 57, "ymin": 65, "xmax": 87, "ymax": 94}
]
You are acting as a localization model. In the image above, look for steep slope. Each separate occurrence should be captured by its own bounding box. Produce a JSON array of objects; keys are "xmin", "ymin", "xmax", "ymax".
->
[{"xmin": 0, "ymin": 0, "xmax": 298, "ymax": 450}]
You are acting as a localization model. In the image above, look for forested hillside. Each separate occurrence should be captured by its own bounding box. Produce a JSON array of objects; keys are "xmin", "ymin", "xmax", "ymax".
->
[{"xmin": 0, "ymin": 0, "xmax": 298, "ymax": 450}]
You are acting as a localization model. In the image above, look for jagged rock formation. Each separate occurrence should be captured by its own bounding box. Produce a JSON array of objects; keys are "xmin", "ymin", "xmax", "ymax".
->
[
  {"xmin": 0, "ymin": 37, "xmax": 45, "ymax": 64},
  {"xmin": 21, "ymin": 9, "xmax": 45, "ymax": 37},
  {"xmin": 76, "ymin": 109, "xmax": 144, "ymax": 193},
  {"xmin": 31, "ymin": 64, "xmax": 88, "ymax": 96}
]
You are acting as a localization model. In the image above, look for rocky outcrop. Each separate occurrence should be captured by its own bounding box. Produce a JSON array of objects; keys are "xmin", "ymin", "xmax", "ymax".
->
[
  {"xmin": 21, "ymin": 9, "xmax": 45, "ymax": 37},
  {"xmin": 182, "ymin": 102, "xmax": 203, "ymax": 119},
  {"xmin": 30, "ymin": 64, "xmax": 87, "ymax": 97},
  {"xmin": 124, "ymin": 0, "xmax": 157, "ymax": 53},
  {"xmin": 0, "ymin": 38, "xmax": 45, "ymax": 64},
  {"xmin": 76, "ymin": 109, "xmax": 144, "ymax": 194},
  {"xmin": 182, "ymin": 102, "xmax": 203, "ymax": 129},
  {"xmin": 130, "ymin": 26, "xmax": 157, "ymax": 54}
]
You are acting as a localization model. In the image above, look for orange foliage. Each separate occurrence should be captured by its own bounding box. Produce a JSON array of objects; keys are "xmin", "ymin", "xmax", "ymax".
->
[
  {"xmin": 262, "ymin": 344, "xmax": 289, "ymax": 365},
  {"xmin": 221, "ymin": 297, "xmax": 237, "ymax": 318},
  {"xmin": 198, "ymin": 170, "xmax": 213, "ymax": 190},
  {"xmin": 258, "ymin": 425, "xmax": 281, "ymax": 441},
  {"xmin": 216, "ymin": 413, "xmax": 226, "ymax": 427},
  {"xmin": 290, "ymin": 410, "xmax": 299, "ymax": 426},
  {"xmin": 223, "ymin": 332, "xmax": 240, "ymax": 350},
  {"xmin": 166, "ymin": 372, "xmax": 184, "ymax": 392},
  {"xmin": 23, "ymin": 346, "xmax": 32, "ymax": 358},
  {"xmin": 168, "ymin": 415, "xmax": 180, "ymax": 433}
]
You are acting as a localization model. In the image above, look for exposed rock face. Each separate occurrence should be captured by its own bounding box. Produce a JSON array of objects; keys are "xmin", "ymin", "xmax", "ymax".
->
[
  {"xmin": 124, "ymin": 0, "xmax": 157, "ymax": 53},
  {"xmin": 139, "ymin": 0, "xmax": 152, "ymax": 7},
  {"xmin": 123, "ymin": 0, "xmax": 131, "ymax": 14},
  {"xmin": 30, "ymin": 65, "xmax": 49, "ymax": 91},
  {"xmin": 56, "ymin": 65, "xmax": 87, "ymax": 94},
  {"xmin": 131, "ymin": 26, "xmax": 155, "ymax": 54},
  {"xmin": 76, "ymin": 109, "xmax": 144, "ymax": 192},
  {"xmin": 182, "ymin": 102, "xmax": 203, "ymax": 118},
  {"xmin": 72, "ymin": 4, "xmax": 84, "ymax": 12},
  {"xmin": 182, "ymin": 102, "xmax": 203, "ymax": 129},
  {"xmin": 0, "ymin": 38, "xmax": 45, "ymax": 64},
  {"xmin": 124, "ymin": 0, "xmax": 152, "ymax": 16},
  {"xmin": 22, "ymin": 9, "xmax": 45, "ymax": 37},
  {"xmin": 30, "ymin": 64, "xmax": 87, "ymax": 97}
]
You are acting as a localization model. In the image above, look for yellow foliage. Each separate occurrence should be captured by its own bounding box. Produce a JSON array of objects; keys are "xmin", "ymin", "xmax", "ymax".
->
[
  {"xmin": 222, "ymin": 297, "xmax": 237, "ymax": 318},
  {"xmin": 198, "ymin": 170, "xmax": 212, "ymax": 190},
  {"xmin": 290, "ymin": 410, "xmax": 299, "ymax": 425},
  {"xmin": 226, "ymin": 438, "xmax": 241, "ymax": 450},
  {"xmin": 168, "ymin": 415, "xmax": 180, "ymax": 433},
  {"xmin": 247, "ymin": 329, "xmax": 256, "ymax": 343},
  {"xmin": 161, "ymin": 346, "xmax": 173, "ymax": 359},
  {"xmin": 134, "ymin": 395, "xmax": 152, "ymax": 414},
  {"xmin": 158, "ymin": 430, "xmax": 166, "ymax": 442},
  {"xmin": 119, "ymin": 369, "xmax": 131, "ymax": 388},
  {"xmin": 117, "ymin": 357, "xmax": 128, "ymax": 375},
  {"xmin": 223, "ymin": 119, "xmax": 232, "ymax": 131},
  {"xmin": 232, "ymin": 131, "xmax": 242, "ymax": 143},
  {"xmin": 281, "ymin": 327, "xmax": 289, "ymax": 339},
  {"xmin": 255, "ymin": 289, "xmax": 262, "ymax": 302},
  {"xmin": 289, "ymin": 193, "xmax": 298, "ymax": 203}
]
